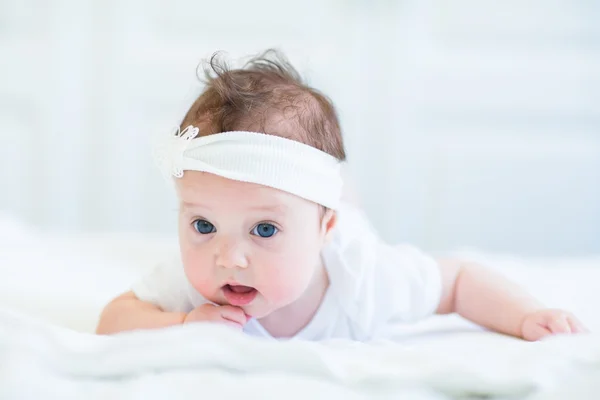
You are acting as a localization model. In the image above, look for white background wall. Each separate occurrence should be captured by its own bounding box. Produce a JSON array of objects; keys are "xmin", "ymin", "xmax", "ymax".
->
[{"xmin": 1, "ymin": 0, "xmax": 599, "ymax": 256}]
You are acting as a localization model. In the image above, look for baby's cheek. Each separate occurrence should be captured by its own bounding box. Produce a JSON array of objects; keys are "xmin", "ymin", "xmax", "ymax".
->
[
  {"xmin": 259, "ymin": 262, "xmax": 314, "ymax": 303},
  {"xmin": 182, "ymin": 256, "xmax": 214, "ymax": 296},
  {"xmin": 262, "ymin": 283, "xmax": 293, "ymax": 304},
  {"xmin": 186, "ymin": 267, "xmax": 209, "ymax": 290}
]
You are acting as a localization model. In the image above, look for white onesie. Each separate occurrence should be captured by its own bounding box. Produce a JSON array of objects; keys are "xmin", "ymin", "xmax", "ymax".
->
[{"xmin": 132, "ymin": 203, "xmax": 442, "ymax": 341}]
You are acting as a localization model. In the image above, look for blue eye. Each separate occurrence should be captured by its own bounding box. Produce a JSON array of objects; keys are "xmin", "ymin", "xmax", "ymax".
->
[
  {"xmin": 252, "ymin": 223, "xmax": 278, "ymax": 238},
  {"xmin": 193, "ymin": 220, "xmax": 215, "ymax": 234}
]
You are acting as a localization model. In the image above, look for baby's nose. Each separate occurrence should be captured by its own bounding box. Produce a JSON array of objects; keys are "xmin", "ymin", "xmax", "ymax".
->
[{"xmin": 215, "ymin": 238, "xmax": 248, "ymax": 269}]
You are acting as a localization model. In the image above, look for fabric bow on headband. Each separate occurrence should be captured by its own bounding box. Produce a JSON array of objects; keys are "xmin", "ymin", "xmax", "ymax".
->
[{"xmin": 154, "ymin": 125, "xmax": 200, "ymax": 179}]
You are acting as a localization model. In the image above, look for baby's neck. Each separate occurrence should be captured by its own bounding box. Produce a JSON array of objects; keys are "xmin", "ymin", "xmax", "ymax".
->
[{"xmin": 257, "ymin": 262, "xmax": 329, "ymax": 338}]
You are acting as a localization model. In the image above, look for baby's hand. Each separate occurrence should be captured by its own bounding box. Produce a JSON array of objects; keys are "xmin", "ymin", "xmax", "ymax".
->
[
  {"xmin": 521, "ymin": 309, "xmax": 588, "ymax": 341},
  {"xmin": 184, "ymin": 303, "xmax": 249, "ymax": 331}
]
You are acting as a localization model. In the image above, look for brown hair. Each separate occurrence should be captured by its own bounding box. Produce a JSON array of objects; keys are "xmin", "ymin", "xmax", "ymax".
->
[{"xmin": 179, "ymin": 49, "xmax": 346, "ymax": 161}]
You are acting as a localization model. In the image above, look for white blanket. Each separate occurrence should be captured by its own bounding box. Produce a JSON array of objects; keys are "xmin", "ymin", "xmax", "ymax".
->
[
  {"xmin": 2, "ymin": 214, "xmax": 600, "ymax": 399},
  {"xmin": 1, "ymin": 308, "xmax": 600, "ymax": 400}
]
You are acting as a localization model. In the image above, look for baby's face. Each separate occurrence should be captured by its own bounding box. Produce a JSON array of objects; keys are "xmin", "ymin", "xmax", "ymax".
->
[{"xmin": 176, "ymin": 171, "xmax": 332, "ymax": 319}]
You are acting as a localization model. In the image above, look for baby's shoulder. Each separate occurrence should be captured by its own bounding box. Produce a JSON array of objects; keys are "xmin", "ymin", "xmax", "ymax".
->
[
  {"xmin": 322, "ymin": 203, "xmax": 442, "ymax": 336},
  {"xmin": 326, "ymin": 202, "xmax": 433, "ymax": 271},
  {"xmin": 323, "ymin": 202, "xmax": 380, "ymax": 273},
  {"xmin": 133, "ymin": 254, "xmax": 207, "ymax": 313},
  {"xmin": 321, "ymin": 203, "xmax": 380, "ymax": 306},
  {"xmin": 329, "ymin": 202, "xmax": 378, "ymax": 247}
]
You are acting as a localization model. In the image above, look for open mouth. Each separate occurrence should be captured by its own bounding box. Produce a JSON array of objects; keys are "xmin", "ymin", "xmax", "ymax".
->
[{"xmin": 222, "ymin": 284, "xmax": 258, "ymax": 306}]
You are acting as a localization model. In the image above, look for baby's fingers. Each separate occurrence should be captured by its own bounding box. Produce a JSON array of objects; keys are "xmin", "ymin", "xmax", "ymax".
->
[
  {"xmin": 567, "ymin": 315, "xmax": 589, "ymax": 334},
  {"xmin": 523, "ymin": 323, "xmax": 553, "ymax": 341},
  {"xmin": 218, "ymin": 305, "xmax": 248, "ymax": 326},
  {"xmin": 206, "ymin": 309, "xmax": 243, "ymax": 330},
  {"xmin": 219, "ymin": 319, "xmax": 244, "ymax": 330},
  {"xmin": 547, "ymin": 315, "xmax": 571, "ymax": 334}
]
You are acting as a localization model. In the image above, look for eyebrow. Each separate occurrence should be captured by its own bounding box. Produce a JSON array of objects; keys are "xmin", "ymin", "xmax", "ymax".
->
[
  {"xmin": 181, "ymin": 201, "xmax": 289, "ymax": 213},
  {"xmin": 181, "ymin": 201, "xmax": 207, "ymax": 210},
  {"xmin": 247, "ymin": 204, "xmax": 290, "ymax": 213}
]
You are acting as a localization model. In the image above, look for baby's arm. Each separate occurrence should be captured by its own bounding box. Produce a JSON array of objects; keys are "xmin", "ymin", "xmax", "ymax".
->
[
  {"xmin": 436, "ymin": 259, "xmax": 588, "ymax": 340},
  {"xmin": 96, "ymin": 291, "xmax": 186, "ymax": 334},
  {"xmin": 96, "ymin": 291, "xmax": 247, "ymax": 334}
]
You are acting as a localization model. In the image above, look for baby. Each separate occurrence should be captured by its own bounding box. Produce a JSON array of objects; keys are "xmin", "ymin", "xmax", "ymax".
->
[{"xmin": 97, "ymin": 50, "xmax": 587, "ymax": 341}]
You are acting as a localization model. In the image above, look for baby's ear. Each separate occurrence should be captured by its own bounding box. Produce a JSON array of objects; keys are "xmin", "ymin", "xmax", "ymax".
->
[{"xmin": 321, "ymin": 208, "xmax": 338, "ymax": 243}]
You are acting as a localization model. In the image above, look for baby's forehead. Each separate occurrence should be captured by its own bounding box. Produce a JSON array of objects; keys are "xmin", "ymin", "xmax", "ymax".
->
[
  {"xmin": 176, "ymin": 171, "xmax": 302, "ymax": 210},
  {"xmin": 177, "ymin": 171, "xmax": 277, "ymax": 194}
]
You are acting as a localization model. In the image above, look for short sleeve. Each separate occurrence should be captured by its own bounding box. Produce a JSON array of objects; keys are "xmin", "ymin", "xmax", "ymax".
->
[
  {"xmin": 323, "ymin": 203, "xmax": 442, "ymax": 337},
  {"xmin": 371, "ymin": 243, "xmax": 442, "ymax": 323},
  {"xmin": 131, "ymin": 256, "xmax": 203, "ymax": 313}
]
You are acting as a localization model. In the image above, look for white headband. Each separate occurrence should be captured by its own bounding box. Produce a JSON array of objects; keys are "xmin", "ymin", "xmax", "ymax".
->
[{"xmin": 154, "ymin": 125, "xmax": 343, "ymax": 209}]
